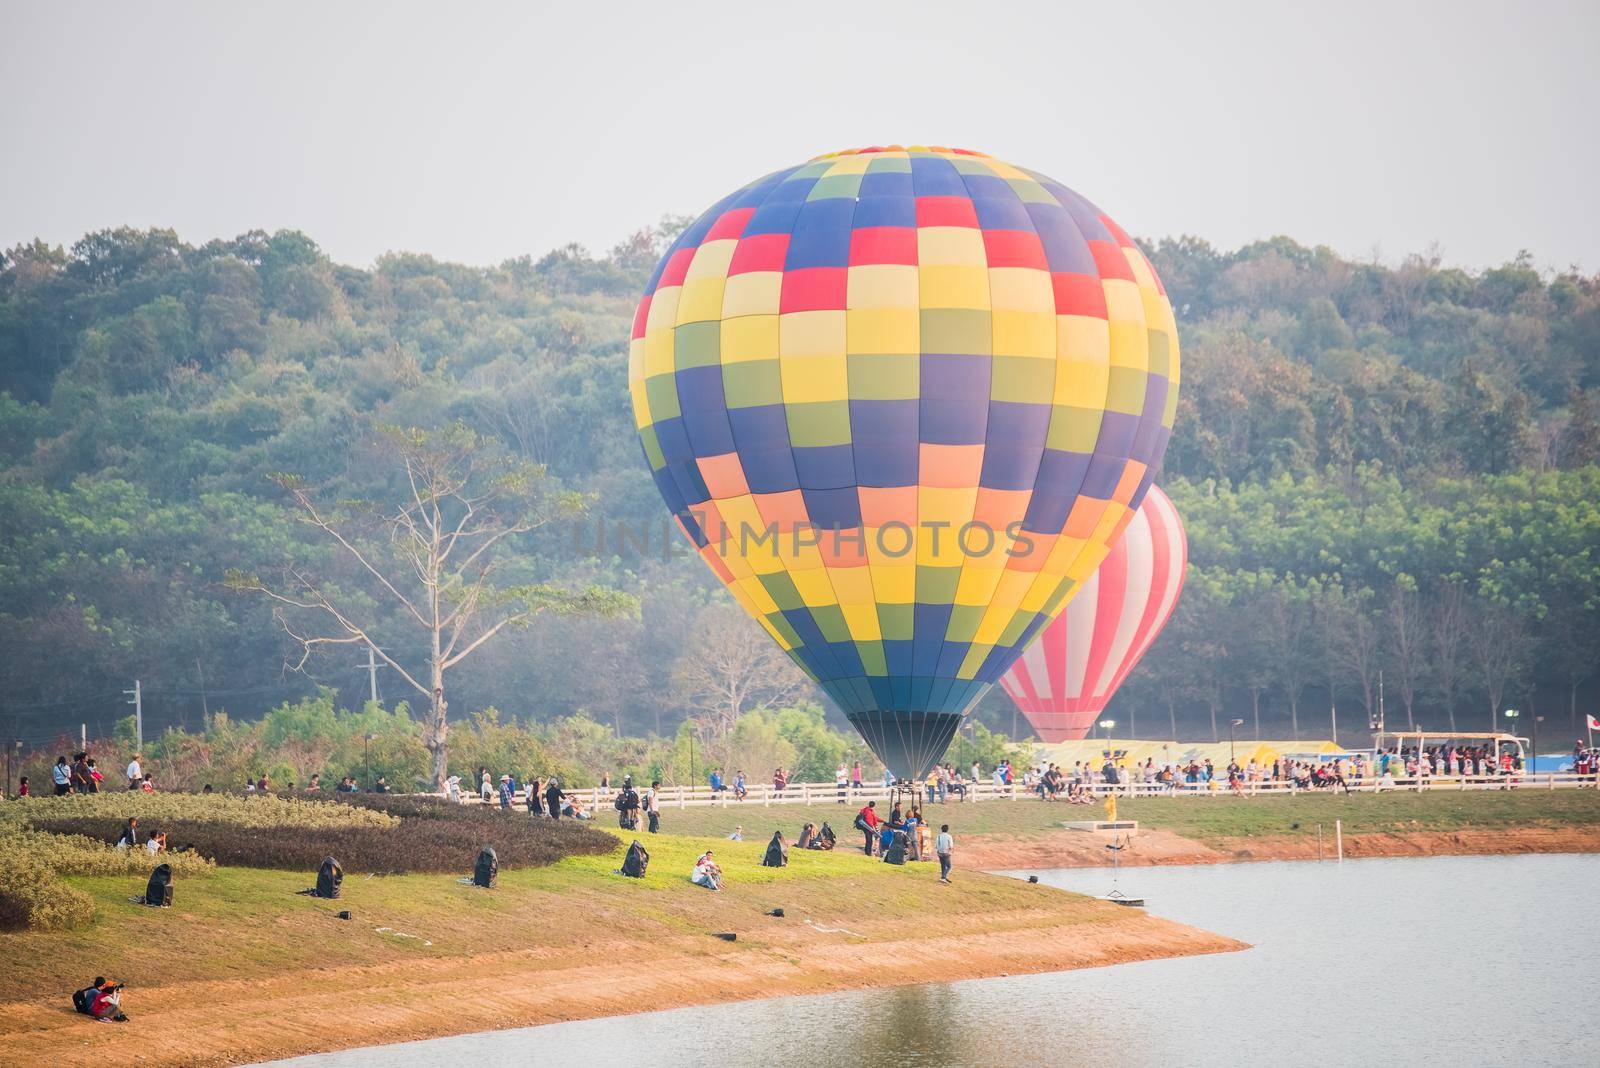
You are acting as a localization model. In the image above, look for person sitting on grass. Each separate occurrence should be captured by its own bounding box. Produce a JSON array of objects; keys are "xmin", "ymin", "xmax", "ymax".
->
[
  {"xmin": 563, "ymin": 795, "xmax": 590, "ymax": 820},
  {"xmin": 728, "ymin": 824, "xmax": 743, "ymax": 841},
  {"xmin": 691, "ymin": 850, "xmax": 723, "ymax": 891},
  {"xmin": 797, "ymin": 822, "xmax": 817, "ymax": 849},
  {"xmin": 83, "ymin": 978, "xmax": 127, "ymax": 1022},
  {"xmin": 815, "ymin": 821, "xmax": 836, "ymax": 850},
  {"xmin": 144, "ymin": 831, "xmax": 168, "ymax": 855}
]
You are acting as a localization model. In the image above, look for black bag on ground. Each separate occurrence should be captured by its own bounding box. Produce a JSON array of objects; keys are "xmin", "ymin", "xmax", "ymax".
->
[
  {"xmin": 473, "ymin": 846, "xmax": 498, "ymax": 888},
  {"xmin": 72, "ymin": 985, "xmax": 97, "ymax": 1014},
  {"xmin": 817, "ymin": 822, "xmax": 836, "ymax": 849},
  {"xmin": 882, "ymin": 832, "xmax": 907, "ymax": 865},
  {"xmin": 144, "ymin": 863, "xmax": 173, "ymax": 906},
  {"xmin": 620, "ymin": 840, "xmax": 650, "ymax": 878},
  {"xmin": 315, "ymin": 856, "xmax": 343, "ymax": 899}
]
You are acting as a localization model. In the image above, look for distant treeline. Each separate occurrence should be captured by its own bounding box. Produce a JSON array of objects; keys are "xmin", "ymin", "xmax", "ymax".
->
[{"xmin": 0, "ymin": 225, "xmax": 1595, "ymax": 747}]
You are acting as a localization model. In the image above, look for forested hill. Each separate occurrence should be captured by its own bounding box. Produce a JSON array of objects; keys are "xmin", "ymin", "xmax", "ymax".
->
[{"xmin": 1, "ymin": 225, "xmax": 1597, "ymax": 748}]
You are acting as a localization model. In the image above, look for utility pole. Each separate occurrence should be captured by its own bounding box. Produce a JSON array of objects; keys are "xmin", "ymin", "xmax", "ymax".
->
[
  {"xmin": 1330, "ymin": 701, "xmax": 1338, "ymax": 747},
  {"xmin": 1378, "ymin": 670, "xmax": 1388, "ymax": 731},
  {"xmin": 356, "ymin": 645, "xmax": 385, "ymax": 705},
  {"xmin": 124, "ymin": 679, "xmax": 142, "ymax": 750}
]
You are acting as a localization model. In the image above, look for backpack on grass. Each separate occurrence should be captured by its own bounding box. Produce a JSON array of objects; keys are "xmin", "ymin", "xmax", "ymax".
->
[{"xmin": 619, "ymin": 840, "xmax": 650, "ymax": 878}]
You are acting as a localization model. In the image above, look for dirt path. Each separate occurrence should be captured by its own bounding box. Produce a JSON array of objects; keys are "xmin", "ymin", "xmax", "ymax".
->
[
  {"xmin": 1, "ymin": 906, "xmax": 1240, "ymax": 1066},
  {"xmin": 960, "ymin": 824, "xmax": 1600, "ymax": 870}
]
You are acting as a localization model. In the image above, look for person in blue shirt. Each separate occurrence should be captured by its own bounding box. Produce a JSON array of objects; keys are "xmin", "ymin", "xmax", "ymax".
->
[{"xmin": 709, "ymin": 769, "xmax": 723, "ymax": 792}]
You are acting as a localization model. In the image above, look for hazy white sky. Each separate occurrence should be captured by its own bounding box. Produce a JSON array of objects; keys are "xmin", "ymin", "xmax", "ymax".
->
[{"xmin": 3, "ymin": 1, "xmax": 1596, "ymax": 272}]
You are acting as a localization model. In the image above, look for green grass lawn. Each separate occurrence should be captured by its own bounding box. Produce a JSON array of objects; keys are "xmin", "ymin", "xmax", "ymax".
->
[
  {"xmin": 649, "ymin": 789, "xmax": 1600, "ymax": 845},
  {"xmin": 1, "ymin": 829, "xmax": 1087, "ymax": 1004}
]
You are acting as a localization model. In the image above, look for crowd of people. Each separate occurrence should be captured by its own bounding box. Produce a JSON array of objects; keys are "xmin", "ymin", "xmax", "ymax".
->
[
  {"xmin": 40, "ymin": 750, "xmax": 159, "ymax": 795},
  {"xmin": 1012, "ymin": 741, "xmax": 1587, "ymax": 797},
  {"xmin": 852, "ymin": 799, "xmax": 955, "ymax": 878}
]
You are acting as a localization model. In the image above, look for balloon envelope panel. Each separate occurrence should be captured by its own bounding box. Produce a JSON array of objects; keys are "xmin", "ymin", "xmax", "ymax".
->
[
  {"xmin": 1000, "ymin": 484, "xmax": 1187, "ymax": 741},
  {"xmin": 629, "ymin": 146, "xmax": 1180, "ymax": 777}
]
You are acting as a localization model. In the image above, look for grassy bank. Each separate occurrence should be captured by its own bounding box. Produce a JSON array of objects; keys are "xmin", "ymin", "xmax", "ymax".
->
[
  {"xmin": 0, "ymin": 825, "xmax": 1240, "ymax": 1065},
  {"xmin": 651, "ymin": 789, "xmax": 1600, "ymax": 846}
]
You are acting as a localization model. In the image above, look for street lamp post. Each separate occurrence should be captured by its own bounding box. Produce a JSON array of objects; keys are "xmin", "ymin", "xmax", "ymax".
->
[
  {"xmin": 1502, "ymin": 709, "xmax": 1519, "ymax": 769},
  {"xmin": 1229, "ymin": 718, "xmax": 1245, "ymax": 765},
  {"xmin": 1098, "ymin": 718, "xmax": 1115, "ymax": 742}
]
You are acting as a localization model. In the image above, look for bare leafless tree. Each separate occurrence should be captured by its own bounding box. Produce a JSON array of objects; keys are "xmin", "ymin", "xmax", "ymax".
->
[
  {"xmin": 1468, "ymin": 595, "xmax": 1533, "ymax": 731},
  {"xmin": 228, "ymin": 422, "xmax": 632, "ymax": 786},
  {"xmin": 1319, "ymin": 583, "xmax": 1379, "ymax": 731},
  {"xmin": 466, "ymin": 362, "xmax": 557, "ymax": 464},
  {"xmin": 1264, "ymin": 580, "xmax": 1317, "ymax": 739},
  {"xmin": 1429, "ymin": 580, "xmax": 1469, "ymax": 732},
  {"xmin": 1384, "ymin": 575, "xmax": 1426, "ymax": 729},
  {"xmin": 671, "ymin": 604, "xmax": 810, "ymax": 743}
]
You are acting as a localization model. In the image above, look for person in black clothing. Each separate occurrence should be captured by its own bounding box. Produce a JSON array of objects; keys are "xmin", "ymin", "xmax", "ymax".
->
[
  {"xmin": 544, "ymin": 779, "xmax": 565, "ymax": 822},
  {"xmin": 526, "ymin": 776, "xmax": 544, "ymax": 816},
  {"xmin": 71, "ymin": 752, "xmax": 95, "ymax": 793},
  {"xmin": 616, "ymin": 776, "xmax": 640, "ymax": 831}
]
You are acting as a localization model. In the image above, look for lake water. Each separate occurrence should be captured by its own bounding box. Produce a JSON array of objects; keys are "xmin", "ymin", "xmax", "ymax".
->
[{"xmin": 267, "ymin": 854, "xmax": 1596, "ymax": 1067}]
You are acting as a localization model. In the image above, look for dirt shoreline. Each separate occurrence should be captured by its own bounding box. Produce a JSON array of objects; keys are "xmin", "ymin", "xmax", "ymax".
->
[
  {"xmin": 1, "ymin": 904, "xmax": 1241, "ymax": 1066},
  {"xmin": 959, "ymin": 824, "xmax": 1600, "ymax": 870}
]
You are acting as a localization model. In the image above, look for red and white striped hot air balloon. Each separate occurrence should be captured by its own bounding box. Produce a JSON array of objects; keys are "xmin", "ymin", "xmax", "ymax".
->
[{"xmin": 999, "ymin": 485, "xmax": 1187, "ymax": 742}]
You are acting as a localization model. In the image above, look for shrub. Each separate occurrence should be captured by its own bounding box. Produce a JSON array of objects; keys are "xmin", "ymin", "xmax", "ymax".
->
[
  {"xmin": 0, "ymin": 826, "xmax": 217, "ymax": 931},
  {"xmin": 0, "ymin": 863, "xmax": 94, "ymax": 932},
  {"xmin": 30, "ymin": 800, "xmax": 614, "ymax": 874},
  {"xmin": 0, "ymin": 830, "xmax": 215, "ymax": 879},
  {"xmin": 10, "ymin": 792, "xmax": 397, "ymax": 830}
]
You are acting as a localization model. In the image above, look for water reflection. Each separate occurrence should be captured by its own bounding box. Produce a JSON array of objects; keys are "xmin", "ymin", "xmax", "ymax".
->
[{"xmin": 266, "ymin": 854, "xmax": 1595, "ymax": 1068}]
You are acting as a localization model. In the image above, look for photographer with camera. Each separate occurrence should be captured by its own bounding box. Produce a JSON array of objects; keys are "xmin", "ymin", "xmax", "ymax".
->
[{"xmin": 72, "ymin": 977, "xmax": 128, "ymax": 1022}]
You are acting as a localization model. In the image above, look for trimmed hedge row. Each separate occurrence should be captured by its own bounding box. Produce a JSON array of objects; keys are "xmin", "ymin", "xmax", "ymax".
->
[
  {"xmin": 10, "ymin": 792, "xmax": 397, "ymax": 829},
  {"xmin": 31, "ymin": 800, "xmax": 614, "ymax": 874}
]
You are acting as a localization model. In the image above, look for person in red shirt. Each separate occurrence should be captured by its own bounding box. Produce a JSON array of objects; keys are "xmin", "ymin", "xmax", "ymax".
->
[{"xmin": 856, "ymin": 800, "xmax": 881, "ymax": 856}]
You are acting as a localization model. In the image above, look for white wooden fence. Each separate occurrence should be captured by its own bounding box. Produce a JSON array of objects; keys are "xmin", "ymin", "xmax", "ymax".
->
[{"xmin": 460, "ymin": 771, "xmax": 1599, "ymax": 810}]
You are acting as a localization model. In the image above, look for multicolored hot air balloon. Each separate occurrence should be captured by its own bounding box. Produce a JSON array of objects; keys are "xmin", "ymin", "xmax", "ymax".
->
[
  {"xmin": 999, "ymin": 484, "xmax": 1187, "ymax": 742},
  {"xmin": 629, "ymin": 146, "xmax": 1180, "ymax": 778}
]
